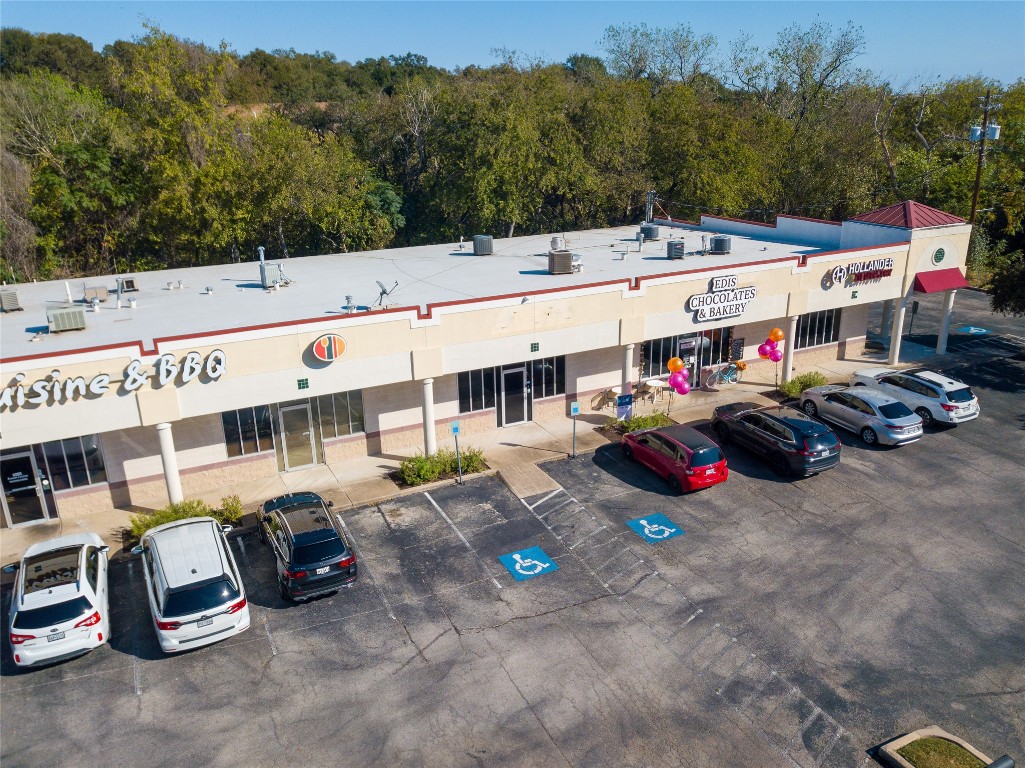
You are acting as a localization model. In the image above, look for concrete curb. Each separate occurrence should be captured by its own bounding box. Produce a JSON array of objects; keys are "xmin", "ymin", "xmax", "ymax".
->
[{"xmin": 877, "ymin": 725, "xmax": 993, "ymax": 767}]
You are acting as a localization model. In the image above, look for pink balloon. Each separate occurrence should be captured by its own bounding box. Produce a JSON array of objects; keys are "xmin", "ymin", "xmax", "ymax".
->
[
  {"xmin": 668, "ymin": 372, "xmax": 685, "ymax": 388},
  {"xmin": 680, "ymin": 368, "xmax": 690, "ymax": 380},
  {"xmin": 677, "ymin": 381, "xmax": 691, "ymax": 395},
  {"xmin": 769, "ymin": 349, "xmax": 783, "ymax": 362},
  {"xmin": 757, "ymin": 343, "xmax": 771, "ymax": 357},
  {"xmin": 765, "ymin": 339, "xmax": 778, "ymax": 350}
]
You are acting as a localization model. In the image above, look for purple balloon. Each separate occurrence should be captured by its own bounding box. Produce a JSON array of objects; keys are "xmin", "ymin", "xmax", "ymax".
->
[
  {"xmin": 677, "ymin": 381, "xmax": 691, "ymax": 395},
  {"xmin": 769, "ymin": 348, "xmax": 783, "ymax": 362},
  {"xmin": 765, "ymin": 339, "xmax": 778, "ymax": 350},
  {"xmin": 668, "ymin": 371, "xmax": 686, "ymax": 388},
  {"xmin": 757, "ymin": 343, "xmax": 771, "ymax": 357}
]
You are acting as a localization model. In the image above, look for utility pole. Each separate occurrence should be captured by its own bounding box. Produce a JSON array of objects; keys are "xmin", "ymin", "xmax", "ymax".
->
[{"xmin": 969, "ymin": 89, "xmax": 991, "ymax": 225}]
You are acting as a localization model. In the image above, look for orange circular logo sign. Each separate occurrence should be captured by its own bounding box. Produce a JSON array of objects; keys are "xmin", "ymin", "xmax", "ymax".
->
[{"xmin": 312, "ymin": 334, "xmax": 346, "ymax": 362}]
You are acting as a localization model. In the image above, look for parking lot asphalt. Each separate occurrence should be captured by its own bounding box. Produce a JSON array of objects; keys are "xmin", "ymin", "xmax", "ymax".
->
[{"xmin": 3, "ymin": 318, "xmax": 1024, "ymax": 767}]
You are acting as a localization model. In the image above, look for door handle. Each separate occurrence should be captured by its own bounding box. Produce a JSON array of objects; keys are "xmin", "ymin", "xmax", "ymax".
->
[{"xmin": 302, "ymin": 431, "xmax": 310, "ymax": 437}]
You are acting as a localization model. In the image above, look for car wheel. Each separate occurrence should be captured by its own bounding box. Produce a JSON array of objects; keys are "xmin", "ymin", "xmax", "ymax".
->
[
  {"xmin": 668, "ymin": 474, "xmax": 683, "ymax": 494},
  {"xmin": 861, "ymin": 427, "xmax": 878, "ymax": 445},
  {"xmin": 770, "ymin": 453, "xmax": 790, "ymax": 477},
  {"xmin": 714, "ymin": 423, "xmax": 731, "ymax": 444},
  {"xmin": 915, "ymin": 407, "xmax": 934, "ymax": 427},
  {"xmin": 853, "ymin": 381, "xmax": 866, "ymax": 386},
  {"xmin": 278, "ymin": 580, "xmax": 292, "ymax": 602},
  {"xmin": 802, "ymin": 400, "xmax": 818, "ymax": 417},
  {"xmin": 622, "ymin": 443, "xmax": 634, "ymax": 461}
]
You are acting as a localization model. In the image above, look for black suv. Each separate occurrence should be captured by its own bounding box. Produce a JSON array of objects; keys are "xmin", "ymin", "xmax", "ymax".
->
[
  {"xmin": 710, "ymin": 402, "xmax": 841, "ymax": 477},
  {"xmin": 258, "ymin": 492, "xmax": 358, "ymax": 601}
]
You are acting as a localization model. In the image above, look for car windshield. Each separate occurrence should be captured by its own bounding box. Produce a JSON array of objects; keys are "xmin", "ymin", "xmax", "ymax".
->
[
  {"xmin": 804, "ymin": 432, "xmax": 839, "ymax": 451},
  {"xmin": 163, "ymin": 578, "xmax": 240, "ymax": 618},
  {"xmin": 689, "ymin": 446, "xmax": 723, "ymax": 468},
  {"xmin": 293, "ymin": 538, "xmax": 345, "ymax": 566},
  {"xmin": 13, "ymin": 596, "xmax": 93, "ymax": 629},
  {"xmin": 878, "ymin": 402, "xmax": 914, "ymax": 419},
  {"xmin": 947, "ymin": 387, "xmax": 975, "ymax": 403}
]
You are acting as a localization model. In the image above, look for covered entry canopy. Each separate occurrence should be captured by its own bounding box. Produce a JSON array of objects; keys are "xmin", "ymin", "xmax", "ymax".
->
[{"xmin": 913, "ymin": 268, "xmax": 969, "ymax": 293}]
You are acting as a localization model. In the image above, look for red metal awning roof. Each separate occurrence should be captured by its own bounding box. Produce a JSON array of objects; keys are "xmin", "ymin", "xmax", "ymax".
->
[
  {"xmin": 913, "ymin": 268, "xmax": 969, "ymax": 293},
  {"xmin": 851, "ymin": 201, "xmax": 966, "ymax": 229}
]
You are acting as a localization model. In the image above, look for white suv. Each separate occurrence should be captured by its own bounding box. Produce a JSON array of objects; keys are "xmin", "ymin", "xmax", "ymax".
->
[
  {"xmin": 6, "ymin": 533, "xmax": 110, "ymax": 668},
  {"xmin": 849, "ymin": 367, "xmax": 980, "ymax": 427},
  {"xmin": 132, "ymin": 517, "xmax": 250, "ymax": 653}
]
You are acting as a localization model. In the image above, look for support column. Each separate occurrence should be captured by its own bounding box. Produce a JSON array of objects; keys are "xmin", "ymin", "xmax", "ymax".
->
[
  {"xmin": 781, "ymin": 315, "xmax": 799, "ymax": 383},
  {"xmin": 622, "ymin": 343, "xmax": 635, "ymax": 394},
  {"xmin": 888, "ymin": 301, "xmax": 907, "ymax": 365},
  {"xmin": 880, "ymin": 299, "xmax": 894, "ymax": 339},
  {"xmin": 936, "ymin": 289, "xmax": 957, "ymax": 355},
  {"xmin": 156, "ymin": 422, "xmax": 183, "ymax": 504},
  {"xmin": 421, "ymin": 378, "xmax": 437, "ymax": 456}
]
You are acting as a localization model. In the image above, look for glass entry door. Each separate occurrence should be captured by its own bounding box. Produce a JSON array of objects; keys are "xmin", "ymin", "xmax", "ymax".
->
[
  {"xmin": 500, "ymin": 367, "xmax": 531, "ymax": 427},
  {"xmin": 278, "ymin": 404, "xmax": 316, "ymax": 471},
  {"xmin": 1, "ymin": 451, "xmax": 52, "ymax": 527}
]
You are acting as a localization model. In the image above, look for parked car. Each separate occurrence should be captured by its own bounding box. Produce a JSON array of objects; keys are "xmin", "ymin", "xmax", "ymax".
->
[
  {"xmin": 621, "ymin": 424, "xmax": 728, "ymax": 493},
  {"xmin": 259, "ymin": 492, "xmax": 358, "ymax": 601},
  {"xmin": 849, "ymin": 368, "xmax": 980, "ymax": 426},
  {"xmin": 800, "ymin": 385, "xmax": 923, "ymax": 446},
  {"xmin": 711, "ymin": 402, "xmax": 841, "ymax": 476},
  {"xmin": 6, "ymin": 533, "xmax": 110, "ymax": 668},
  {"xmin": 131, "ymin": 517, "xmax": 250, "ymax": 653}
]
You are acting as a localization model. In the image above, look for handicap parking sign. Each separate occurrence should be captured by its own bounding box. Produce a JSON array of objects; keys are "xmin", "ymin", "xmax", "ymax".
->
[
  {"xmin": 498, "ymin": 546, "xmax": 558, "ymax": 581},
  {"xmin": 626, "ymin": 513, "xmax": 684, "ymax": 544}
]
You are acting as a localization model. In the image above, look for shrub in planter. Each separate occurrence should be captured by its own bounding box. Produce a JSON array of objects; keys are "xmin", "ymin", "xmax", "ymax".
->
[
  {"xmin": 129, "ymin": 495, "xmax": 246, "ymax": 542},
  {"xmin": 398, "ymin": 447, "xmax": 488, "ymax": 486},
  {"xmin": 778, "ymin": 371, "xmax": 828, "ymax": 399},
  {"xmin": 603, "ymin": 412, "xmax": 674, "ymax": 435}
]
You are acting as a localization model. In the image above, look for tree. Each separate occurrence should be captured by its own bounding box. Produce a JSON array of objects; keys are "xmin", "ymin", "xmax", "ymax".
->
[{"xmin": 988, "ymin": 247, "xmax": 1025, "ymax": 316}]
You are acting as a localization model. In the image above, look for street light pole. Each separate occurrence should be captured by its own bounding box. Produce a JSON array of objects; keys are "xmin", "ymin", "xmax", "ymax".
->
[{"xmin": 969, "ymin": 89, "xmax": 992, "ymax": 225}]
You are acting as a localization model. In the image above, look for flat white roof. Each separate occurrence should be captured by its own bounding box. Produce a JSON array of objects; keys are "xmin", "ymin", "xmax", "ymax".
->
[{"xmin": 2, "ymin": 223, "xmax": 834, "ymax": 360}]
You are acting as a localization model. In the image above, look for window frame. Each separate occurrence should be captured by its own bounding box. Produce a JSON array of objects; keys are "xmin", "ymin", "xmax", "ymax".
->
[
  {"xmin": 458, "ymin": 368, "xmax": 498, "ymax": 414},
  {"xmin": 41, "ymin": 434, "xmax": 107, "ymax": 491},
  {"xmin": 795, "ymin": 309, "xmax": 841, "ymax": 350},
  {"xmin": 221, "ymin": 406, "xmax": 276, "ymax": 458}
]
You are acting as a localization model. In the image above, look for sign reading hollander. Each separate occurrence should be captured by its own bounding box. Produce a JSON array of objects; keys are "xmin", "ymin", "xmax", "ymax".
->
[{"xmin": 687, "ymin": 275, "xmax": 757, "ymax": 322}]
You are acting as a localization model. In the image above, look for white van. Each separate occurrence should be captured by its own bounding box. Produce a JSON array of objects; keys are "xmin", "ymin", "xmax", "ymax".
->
[{"xmin": 132, "ymin": 517, "xmax": 250, "ymax": 653}]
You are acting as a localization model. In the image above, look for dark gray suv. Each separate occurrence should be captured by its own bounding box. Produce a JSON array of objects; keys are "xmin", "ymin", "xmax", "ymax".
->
[
  {"xmin": 711, "ymin": 402, "xmax": 841, "ymax": 477},
  {"xmin": 259, "ymin": 492, "xmax": 358, "ymax": 602}
]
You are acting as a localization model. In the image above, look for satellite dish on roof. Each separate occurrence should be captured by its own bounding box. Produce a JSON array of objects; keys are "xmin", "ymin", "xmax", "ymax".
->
[{"xmin": 374, "ymin": 280, "xmax": 398, "ymax": 307}]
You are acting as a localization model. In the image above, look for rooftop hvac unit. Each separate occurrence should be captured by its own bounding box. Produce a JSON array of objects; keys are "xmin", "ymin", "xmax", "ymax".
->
[
  {"xmin": 667, "ymin": 240, "xmax": 686, "ymax": 260},
  {"xmin": 83, "ymin": 286, "xmax": 109, "ymax": 302},
  {"xmin": 472, "ymin": 235, "xmax": 493, "ymax": 255},
  {"xmin": 640, "ymin": 223, "xmax": 660, "ymax": 241},
  {"xmin": 548, "ymin": 250, "xmax": 574, "ymax": 275},
  {"xmin": 47, "ymin": 306, "xmax": 87, "ymax": 333},
  {"xmin": 116, "ymin": 277, "xmax": 139, "ymax": 292},
  {"xmin": 0, "ymin": 289, "xmax": 22, "ymax": 312},
  {"xmin": 709, "ymin": 235, "xmax": 732, "ymax": 255}
]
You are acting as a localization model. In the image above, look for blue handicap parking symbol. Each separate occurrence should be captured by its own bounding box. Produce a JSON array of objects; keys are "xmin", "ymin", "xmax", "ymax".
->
[
  {"xmin": 626, "ymin": 513, "xmax": 684, "ymax": 544},
  {"xmin": 498, "ymin": 546, "xmax": 558, "ymax": 581},
  {"xmin": 957, "ymin": 325, "xmax": 989, "ymax": 335}
]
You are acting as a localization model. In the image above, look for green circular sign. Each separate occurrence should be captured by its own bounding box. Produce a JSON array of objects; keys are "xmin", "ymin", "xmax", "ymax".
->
[{"xmin": 932, "ymin": 247, "xmax": 946, "ymax": 265}]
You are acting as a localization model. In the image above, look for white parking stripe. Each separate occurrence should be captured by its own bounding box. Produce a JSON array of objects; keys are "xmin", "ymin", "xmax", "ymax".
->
[
  {"xmin": 423, "ymin": 493, "xmax": 503, "ymax": 590},
  {"xmin": 262, "ymin": 612, "xmax": 277, "ymax": 656},
  {"xmin": 336, "ymin": 514, "xmax": 397, "ymax": 621},
  {"xmin": 126, "ymin": 560, "xmax": 142, "ymax": 696},
  {"xmin": 527, "ymin": 489, "xmax": 563, "ymax": 509}
]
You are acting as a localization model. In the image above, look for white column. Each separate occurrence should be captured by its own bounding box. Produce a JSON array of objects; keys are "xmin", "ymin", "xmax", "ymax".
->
[
  {"xmin": 880, "ymin": 299, "xmax": 894, "ymax": 338},
  {"xmin": 781, "ymin": 315, "xmax": 799, "ymax": 383},
  {"xmin": 622, "ymin": 343, "xmax": 635, "ymax": 394},
  {"xmin": 421, "ymin": 378, "xmax": 437, "ymax": 456},
  {"xmin": 888, "ymin": 301, "xmax": 907, "ymax": 365},
  {"xmin": 936, "ymin": 289, "xmax": 957, "ymax": 355},
  {"xmin": 156, "ymin": 422, "xmax": 183, "ymax": 504}
]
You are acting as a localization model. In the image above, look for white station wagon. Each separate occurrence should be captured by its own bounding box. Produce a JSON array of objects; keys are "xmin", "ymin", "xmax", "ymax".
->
[
  {"xmin": 849, "ymin": 368, "xmax": 980, "ymax": 427},
  {"xmin": 132, "ymin": 517, "xmax": 250, "ymax": 653},
  {"xmin": 7, "ymin": 533, "xmax": 110, "ymax": 668}
]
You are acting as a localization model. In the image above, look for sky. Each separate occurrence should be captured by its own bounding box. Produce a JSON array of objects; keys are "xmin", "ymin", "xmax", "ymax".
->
[{"xmin": 2, "ymin": 1, "xmax": 1023, "ymax": 85}]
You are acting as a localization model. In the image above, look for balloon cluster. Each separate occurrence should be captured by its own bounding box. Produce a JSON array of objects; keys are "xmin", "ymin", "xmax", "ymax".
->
[
  {"xmin": 758, "ymin": 327, "xmax": 785, "ymax": 362},
  {"xmin": 666, "ymin": 357, "xmax": 691, "ymax": 395}
]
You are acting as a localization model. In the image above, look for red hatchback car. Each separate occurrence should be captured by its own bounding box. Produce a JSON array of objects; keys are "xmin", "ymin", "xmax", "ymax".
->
[{"xmin": 621, "ymin": 424, "xmax": 728, "ymax": 493}]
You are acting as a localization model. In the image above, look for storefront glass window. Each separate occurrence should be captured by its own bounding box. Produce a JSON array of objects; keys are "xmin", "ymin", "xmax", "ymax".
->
[
  {"xmin": 458, "ymin": 368, "xmax": 497, "ymax": 413},
  {"xmin": 796, "ymin": 309, "xmax": 841, "ymax": 349},
  {"xmin": 41, "ymin": 435, "xmax": 107, "ymax": 490},
  {"xmin": 314, "ymin": 390, "xmax": 365, "ymax": 439},
  {"xmin": 221, "ymin": 407, "xmax": 276, "ymax": 457},
  {"xmin": 641, "ymin": 329, "xmax": 732, "ymax": 379},
  {"xmin": 530, "ymin": 357, "xmax": 566, "ymax": 399}
]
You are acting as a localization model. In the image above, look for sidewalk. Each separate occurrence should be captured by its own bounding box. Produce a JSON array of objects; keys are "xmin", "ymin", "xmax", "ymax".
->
[{"xmin": 0, "ymin": 338, "xmax": 955, "ymax": 565}]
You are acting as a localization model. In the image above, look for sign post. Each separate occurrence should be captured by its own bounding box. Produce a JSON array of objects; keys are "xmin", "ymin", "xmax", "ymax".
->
[
  {"xmin": 451, "ymin": 421, "xmax": 463, "ymax": 485},
  {"xmin": 569, "ymin": 401, "xmax": 580, "ymax": 458}
]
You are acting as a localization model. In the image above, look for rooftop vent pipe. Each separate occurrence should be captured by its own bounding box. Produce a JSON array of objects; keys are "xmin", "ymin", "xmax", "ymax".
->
[{"xmin": 258, "ymin": 246, "xmax": 270, "ymax": 288}]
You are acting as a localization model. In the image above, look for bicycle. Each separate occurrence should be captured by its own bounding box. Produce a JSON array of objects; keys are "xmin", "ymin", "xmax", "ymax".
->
[{"xmin": 705, "ymin": 359, "xmax": 746, "ymax": 387}]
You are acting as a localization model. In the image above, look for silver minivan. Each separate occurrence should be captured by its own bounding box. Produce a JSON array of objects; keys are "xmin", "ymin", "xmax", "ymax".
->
[{"xmin": 132, "ymin": 517, "xmax": 250, "ymax": 653}]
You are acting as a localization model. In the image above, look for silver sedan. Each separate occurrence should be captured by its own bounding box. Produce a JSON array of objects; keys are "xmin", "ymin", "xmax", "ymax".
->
[{"xmin": 800, "ymin": 385, "xmax": 923, "ymax": 446}]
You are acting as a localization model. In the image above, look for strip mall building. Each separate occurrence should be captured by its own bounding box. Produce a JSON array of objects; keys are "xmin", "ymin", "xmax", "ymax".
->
[{"xmin": 0, "ymin": 201, "xmax": 970, "ymax": 529}]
